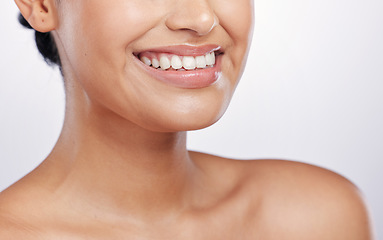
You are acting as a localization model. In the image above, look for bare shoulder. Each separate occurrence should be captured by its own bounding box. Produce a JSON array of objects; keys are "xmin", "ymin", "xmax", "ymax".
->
[
  {"xmin": 241, "ymin": 159, "xmax": 374, "ymax": 239},
  {"xmin": 0, "ymin": 184, "xmax": 46, "ymax": 239},
  {"xmin": 0, "ymin": 211, "xmax": 39, "ymax": 239},
  {"xmin": 190, "ymin": 152, "xmax": 373, "ymax": 239}
]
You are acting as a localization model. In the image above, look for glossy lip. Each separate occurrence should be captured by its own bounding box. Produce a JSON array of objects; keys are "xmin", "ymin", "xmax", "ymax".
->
[
  {"xmin": 133, "ymin": 44, "xmax": 222, "ymax": 57},
  {"xmin": 132, "ymin": 44, "xmax": 223, "ymax": 89}
]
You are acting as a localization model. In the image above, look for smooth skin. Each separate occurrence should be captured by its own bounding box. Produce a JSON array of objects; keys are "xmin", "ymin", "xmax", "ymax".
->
[{"xmin": 0, "ymin": 0, "xmax": 373, "ymax": 239}]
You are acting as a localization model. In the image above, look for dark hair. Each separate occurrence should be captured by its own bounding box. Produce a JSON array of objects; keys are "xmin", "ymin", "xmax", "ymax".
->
[{"xmin": 18, "ymin": 13, "xmax": 61, "ymax": 67}]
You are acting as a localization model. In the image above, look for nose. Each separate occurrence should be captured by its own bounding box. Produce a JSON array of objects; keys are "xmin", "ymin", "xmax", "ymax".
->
[{"xmin": 165, "ymin": 0, "xmax": 218, "ymax": 36}]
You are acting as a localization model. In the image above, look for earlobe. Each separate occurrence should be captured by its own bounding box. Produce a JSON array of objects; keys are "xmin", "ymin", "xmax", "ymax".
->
[{"xmin": 14, "ymin": 0, "xmax": 58, "ymax": 33}]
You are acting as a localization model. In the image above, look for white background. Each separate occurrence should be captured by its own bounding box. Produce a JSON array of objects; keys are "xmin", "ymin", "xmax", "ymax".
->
[{"xmin": 1, "ymin": 0, "xmax": 382, "ymax": 237}]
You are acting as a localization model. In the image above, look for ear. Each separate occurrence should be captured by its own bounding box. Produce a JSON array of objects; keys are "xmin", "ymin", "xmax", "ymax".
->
[{"xmin": 14, "ymin": 0, "xmax": 58, "ymax": 33}]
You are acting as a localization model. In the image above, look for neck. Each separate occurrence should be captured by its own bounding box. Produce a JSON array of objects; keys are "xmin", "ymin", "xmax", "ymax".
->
[{"xmin": 39, "ymin": 86, "xmax": 200, "ymax": 221}]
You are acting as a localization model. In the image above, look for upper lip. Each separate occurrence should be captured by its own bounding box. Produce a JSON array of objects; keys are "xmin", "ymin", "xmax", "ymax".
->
[{"xmin": 133, "ymin": 44, "xmax": 223, "ymax": 57}]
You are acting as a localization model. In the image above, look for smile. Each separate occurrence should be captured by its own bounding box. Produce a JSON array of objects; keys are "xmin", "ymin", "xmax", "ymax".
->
[
  {"xmin": 138, "ymin": 52, "xmax": 216, "ymax": 71},
  {"xmin": 133, "ymin": 45, "xmax": 224, "ymax": 89}
]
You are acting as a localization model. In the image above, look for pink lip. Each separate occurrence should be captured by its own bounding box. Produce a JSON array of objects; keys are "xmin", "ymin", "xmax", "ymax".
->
[
  {"xmin": 134, "ymin": 44, "xmax": 222, "ymax": 57},
  {"xmin": 133, "ymin": 45, "xmax": 223, "ymax": 89}
]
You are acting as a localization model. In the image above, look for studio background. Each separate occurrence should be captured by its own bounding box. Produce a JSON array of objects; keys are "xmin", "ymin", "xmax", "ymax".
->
[{"xmin": 1, "ymin": 0, "xmax": 382, "ymax": 237}]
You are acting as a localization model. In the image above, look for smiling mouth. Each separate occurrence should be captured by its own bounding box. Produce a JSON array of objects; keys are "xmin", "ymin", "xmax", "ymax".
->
[
  {"xmin": 132, "ymin": 45, "xmax": 224, "ymax": 88},
  {"xmin": 133, "ymin": 47, "xmax": 223, "ymax": 71}
]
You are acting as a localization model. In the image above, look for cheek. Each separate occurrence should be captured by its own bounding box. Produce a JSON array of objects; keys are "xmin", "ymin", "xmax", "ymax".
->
[
  {"xmin": 57, "ymin": 0, "xmax": 166, "ymax": 109},
  {"xmin": 214, "ymin": 0, "xmax": 254, "ymax": 75},
  {"xmin": 59, "ymin": 0, "xmax": 161, "ymax": 79},
  {"xmin": 215, "ymin": 0, "xmax": 254, "ymax": 43}
]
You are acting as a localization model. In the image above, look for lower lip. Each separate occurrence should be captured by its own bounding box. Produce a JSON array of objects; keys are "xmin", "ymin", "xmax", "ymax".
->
[{"xmin": 133, "ymin": 54, "xmax": 222, "ymax": 89}]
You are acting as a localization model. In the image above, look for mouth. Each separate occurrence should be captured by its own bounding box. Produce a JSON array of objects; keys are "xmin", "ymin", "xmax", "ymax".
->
[
  {"xmin": 134, "ymin": 51, "xmax": 222, "ymax": 71},
  {"xmin": 132, "ymin": 45, "xmax": 224, "ymax": 89},
  {"xmin": 133, "ymin": 45, "xmax": 223, "ymax": 71}
]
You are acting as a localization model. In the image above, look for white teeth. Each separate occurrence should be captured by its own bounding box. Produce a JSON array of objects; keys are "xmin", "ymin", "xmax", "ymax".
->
[
  {"xmin": 152, "ymin": 58, "xmax": 160, "ymax": 68},
  {"xmin": 140, "ymin": 56, "xmax": 151, "ymax": 66},
  {"xmin": 159, "ymin": 56, "xmax": 170, "ymax": 70},
  {"xmin": 182, "ymin": 56, "xmax": 196, "ymax": 70},
  {"xmin": 140, "ymin": 52, "xmax": 217, "ymax": 70},
  {"xmin": 195, "ymin": 55, "xmax": 207, "ymax": 69},
  {"xmin": 171, "ymin": 55, "xmax": 182, "ymax": 70},
  {"xmin": 205, "ymin": 52, "xmax": 215, "ymax": 66}
]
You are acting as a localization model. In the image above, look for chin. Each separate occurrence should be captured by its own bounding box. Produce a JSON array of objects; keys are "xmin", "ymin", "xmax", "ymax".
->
[
  {"xmin": 107, "ymin": 67, "xmax": 235, "ymax": 133},
  {"xmin": 166, "ymin": 111, "xmax": 225, "ymax": 132},
  {"xmin": 131, "ymin": 94, "xmax": 231, "ymax": 133}
]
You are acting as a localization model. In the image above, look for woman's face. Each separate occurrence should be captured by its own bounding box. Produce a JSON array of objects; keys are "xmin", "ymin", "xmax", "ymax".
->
[{"xmin": 54, "ymin": 0, "xmax": 253, "ymax": 132}]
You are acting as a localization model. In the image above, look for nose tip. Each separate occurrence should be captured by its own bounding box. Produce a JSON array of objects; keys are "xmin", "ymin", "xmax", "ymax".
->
[
  {"xmin": 198, "ymin": 14, "xmax": 219, "ymax": 36},
  {"xmin": 165, "ymin": 1, "xmax": 218, "ymax": 36}
]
